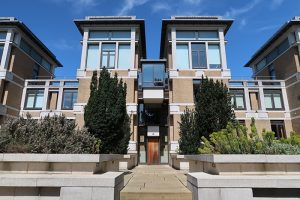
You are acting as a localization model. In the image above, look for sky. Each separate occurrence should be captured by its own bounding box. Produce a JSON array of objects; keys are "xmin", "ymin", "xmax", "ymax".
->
[{"xmin": 1, "ymin": 0, "xmax": 300, "ymax": 79}]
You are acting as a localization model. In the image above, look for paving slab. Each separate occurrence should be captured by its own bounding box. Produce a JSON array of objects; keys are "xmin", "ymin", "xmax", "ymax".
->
[{"xmin": 120, "ymin": 165, "xmax": 192, "ymax": 200}]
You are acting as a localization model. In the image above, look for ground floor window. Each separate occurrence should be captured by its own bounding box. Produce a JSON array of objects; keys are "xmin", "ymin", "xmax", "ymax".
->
[
  {"xmin": 271, "ymin": 120, "xmax": 286, "ymax": 139},
  {"xmin": 24, "ymin": 89, "xmax": 44, "ymax": 110},
  {"xmin": 62, "ymin": 89, "xmax": 78, "ymax": 110}
]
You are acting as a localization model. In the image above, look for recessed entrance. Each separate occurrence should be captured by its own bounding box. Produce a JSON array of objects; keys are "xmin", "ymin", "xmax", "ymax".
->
[{"xmin": 147, "ymin": 138, "xmax": 159, "ymax": 165}]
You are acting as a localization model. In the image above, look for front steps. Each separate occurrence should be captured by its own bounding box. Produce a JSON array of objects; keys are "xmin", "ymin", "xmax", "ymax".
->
[{"xmin": 120, "ymin": 165, "xmax": 192, "ymax": 200}]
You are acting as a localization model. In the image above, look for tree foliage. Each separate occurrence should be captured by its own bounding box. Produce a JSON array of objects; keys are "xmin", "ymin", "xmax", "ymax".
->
[{"xmin": 84, "ymin": 69, "xmax": 131, "ymax": 154}]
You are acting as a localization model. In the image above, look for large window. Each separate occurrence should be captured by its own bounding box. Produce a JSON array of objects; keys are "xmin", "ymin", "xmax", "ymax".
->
[
  {"xmin": 118, "ymin": 44, "xmax": 131, "ymax": 69},
  {"xmin": 62, "ymin": 89, "xmax": 78, "ymax": 110},
  {"xmin": 86, "ymin": 44, "xmax": 99, "ymax": 69},
  {"xmin": 101, "ymin": 44, "xmax": 116, "ymax": 68},
  {"xmin": 264, "ymin": 90, "xmax": 284, "ymax": 110},
  {"xmin": 271, "ymin": 120, "xmax": 286, "ymax": 138},
  {"xmin": 230, "ymin": 89, "xmax": 245, "ymax": 110},
  {"xmin": 192, "ymin": 43, "xmax": 207, "ymax": 69},
  {"xmin": 176, "ymin": 44, "xmax": 189, "ymax": 69},
  {"xmin": 89, "ymin": 31, "xmax": 131, "ymax": 40},
  {"xmin": 0, "ymin": 45, "xmax": 4, "ymax": 63},
  {"xmin": 208, "ymin": 44, "xmax": 221, "ymax": 69},
  {"xmin": 142, "ymin": 64, "xmax": 165, "ymax": 88},
  {"xmin": 0, "ymin": 32, "xmax": 6, "ymax": 41},
  {"xmin": 24, "ymin": 89, "xmax": 44, "ymax": 110}
]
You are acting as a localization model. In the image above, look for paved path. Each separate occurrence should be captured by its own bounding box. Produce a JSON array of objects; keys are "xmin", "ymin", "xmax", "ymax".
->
[{"xmin": 120, "ymin": 165, "xmax": 192, "ymax": 200}]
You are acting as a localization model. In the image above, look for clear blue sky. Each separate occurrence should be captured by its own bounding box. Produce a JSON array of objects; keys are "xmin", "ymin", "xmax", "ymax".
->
[{"xmin": 2, "ymin": 0, "xmax": 300, "ymax": 79}]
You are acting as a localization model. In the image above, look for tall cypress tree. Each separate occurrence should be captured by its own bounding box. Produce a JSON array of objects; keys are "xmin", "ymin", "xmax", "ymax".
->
[
  {"xmin": 84, "ymin": 71, "xmax": 97, "ymax": 128},
  {"xmin": 194, "ymin": 76, "xmax": 235, "ymax": 139},
  {"xmin": 84, "ymin": 69, "xmax": 131, "ymax": 154}
]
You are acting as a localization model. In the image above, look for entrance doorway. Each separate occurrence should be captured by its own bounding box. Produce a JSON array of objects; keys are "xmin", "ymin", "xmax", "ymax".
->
[{"xmin": 147, "ymin": 138, "xmax": 159, "ymax": 165}]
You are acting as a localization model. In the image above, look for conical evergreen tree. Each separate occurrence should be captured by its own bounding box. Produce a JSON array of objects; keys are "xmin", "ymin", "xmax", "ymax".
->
[
  {"xmin": 84, "ymin": 68, "xmax": 131, "ymax": 153},
  {"xmin": 84, "ymin": 71, "xmax": 98, "ymax": 128}
]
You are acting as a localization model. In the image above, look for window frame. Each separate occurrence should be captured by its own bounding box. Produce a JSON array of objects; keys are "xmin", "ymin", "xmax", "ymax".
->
[
  {"xmin": 230, "ymin": 89, "xmax": 246, "ymax": 110},
  {"xmin": 24, "ymin": 89, "xmax": 44, "ymax": 110},
  {"xmin": 264, "ymin": 89, "xmax": 284, "ymax": 110},
  {"xmin": 61, "ymin": 89, "xmax": 78, "ymax": 110}
]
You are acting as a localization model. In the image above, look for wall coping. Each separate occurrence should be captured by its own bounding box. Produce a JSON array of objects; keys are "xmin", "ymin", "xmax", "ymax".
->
[
  {"xmin": 0, "ymin": 172, "xmax": 123, "ymax": 187},
  {"xmin": 0, "ymin": 154, "xmax": 130, "ymax": 163},
  {"xmin": 188, "ymin": 172, "xmax": 300, "ymax": 188},
  {"xmin": 183, "ymin": 154, "xmax": 300, "ymax": 163}
]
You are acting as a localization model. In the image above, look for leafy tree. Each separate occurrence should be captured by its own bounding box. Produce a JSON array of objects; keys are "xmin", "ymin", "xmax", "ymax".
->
[
  {"xmin": 194, "ymin": 76, "xmax": 235, "ymax": 139},
  {"xmin": 84, "ymin": 68, "xmax": 131, "ymax": 154}
]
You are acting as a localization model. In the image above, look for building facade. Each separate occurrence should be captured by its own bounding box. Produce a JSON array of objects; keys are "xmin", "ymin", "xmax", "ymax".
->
[{"xmin": 1, "ymin": 16, "xmax": 298, "ymax": 164}]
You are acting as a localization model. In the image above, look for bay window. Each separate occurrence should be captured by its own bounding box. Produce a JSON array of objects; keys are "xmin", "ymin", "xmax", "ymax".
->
[
  {"xmin": 118, "ymin": 44, "xmax": 131, "ymax": 69},
  {"xmin": 208, "ymin": 44, "xmax": 221, "ymax": 69},
  {"xmin": 24, "ymin": 89, "xmax": 44, "ymax": 110},
  {"xmin": 175, "ymin": 44, "xmax": 189, "ymax": 69},
  {"xmin": 192, "ymin": 43, "xmax": 207, "ymax": 69},
  {"xmin": 264, "ymin": 90, "xmax": 284, "ymax": 110}
]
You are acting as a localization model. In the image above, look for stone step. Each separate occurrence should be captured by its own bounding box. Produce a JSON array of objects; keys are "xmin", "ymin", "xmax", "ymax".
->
[{"xmin": 120, "ymin": 191, "xmax": 192, "ymax": 200}]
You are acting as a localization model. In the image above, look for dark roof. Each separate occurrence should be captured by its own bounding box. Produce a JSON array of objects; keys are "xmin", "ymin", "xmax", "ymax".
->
[
  {"xmin": 74, "ymin": 17, "xmax": 146, "ymax": 59},
  {"xmin": 0, "ymin": 18, "xmax": 62, "ymax": 67},
  {"xmin": 245, "ymin": 18, "xmax": 300, "ymax": 67},
  {"xmin": 159, "ymin": 17, "xmax": 234, "ymax": 58}
]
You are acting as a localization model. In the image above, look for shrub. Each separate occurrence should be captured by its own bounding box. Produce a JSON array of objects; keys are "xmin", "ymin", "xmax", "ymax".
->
[
  {"xmin": 199, "ymin": 119, "xmax": 300, "ymax": 155},
  {"xmin": 0, "ymin": 114, "xmax": 100, "ymax": 154}
]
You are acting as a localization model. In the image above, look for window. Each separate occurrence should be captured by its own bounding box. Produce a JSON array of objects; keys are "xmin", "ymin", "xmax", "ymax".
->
[
  {"xmin": 264, "ymin": 90, "xmax": 283, "ymax": 110},
  {"xmin": 118, "ymin": 44, "xmax": 131, "ymax": 69},
  {"xmin": 101, "ymin": 43, "xmax": 116, "ymax": 68},
  {"xmin": 32, "ymin": 64, "xmax": 40, "ymax": 79},
  {"xmin": 89, "ymin": 31, "xmax": 130, "ymax": 40},
  {"xmin": 208, "ymin": 44, "xmax": 221, "ymax": 69},
  {"xmin": 193, "ymin": 79, "xmax": 202, "ymax": 99},
  {"xmin": 271, "ymin": 120, "xmax": 286, "ymax": 138},
  {"xmin": 86, "ymin": 44, "xmax": 99, "ymax": 69},
  {"xmin": 192, "ymin": 43, "xmax": 207, "ymax": 69},
  {"xmin": 198, "ymin": 31, "xmax": 219, "ymax": 40},
  {"xmin": 176, "ymin": 31, "xmax": 218, "ymax": 40},
  {"xmin": 230, "ymin": 90, "xmax": 245, "ymax": 110},
  {"xmin": 176, "ymin": 44, "xmax": 189, "ymax": 69},
  {"xmin": 62, "ymin": 89, "xmax": 78, "ymax": 110},
  {"xmin": 0, "ymin": 32, "xmax": 6, "ymax": 41},
  {"xmin": 176, "ymin": 31, "xmax": 196, "ymax": 39},
  {"xmin": 24, "ymin": 89, "xmax": 44, "ymax": 109},
  {"xmin": 268, "ymin": 65, "xmax": 276, "ymax": 80},
  {"xmin": 142, "ymin": 64, "xmax": 165, "ymax": 88},
  {"xmin": 0, "ymin": 45, "xmax": 4, "ymax": 63}
]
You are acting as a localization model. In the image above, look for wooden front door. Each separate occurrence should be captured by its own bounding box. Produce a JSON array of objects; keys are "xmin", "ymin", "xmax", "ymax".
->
[{"xmin": 147, "ymin": 138, "xmax": 159, "ymax": 165}]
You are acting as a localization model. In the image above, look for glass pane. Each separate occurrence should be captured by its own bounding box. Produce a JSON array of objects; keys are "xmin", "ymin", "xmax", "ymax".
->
[
  {"xmin": 139, "ymin": 144, "xmax": 146, "ymax": 163},
  {"xmin": 176, "ymin": 31, "xmax": 195, "ymax": 39},
  {"xmin": 256, "ymin": 58, "xmax": 266, "ymax": 71},
  {"xmin": 112, "ymin": 31, "xmax": 131, "ymax": 39},
  {"xmin": 0, "ymin": 45, "xmax": 3, "ymax": 62},
  {"xmin": 118, "ymin": 44, "xmax": 131, "ymax": 69},
  {"xmin": 176, "ymin": 44, "xmax": 189, "ymax": 69},
  {"xmin": 109, "ymin": 52, "xmax": 115, "ymax": 68},
  {"xmin": 102, "ymin": 43, "xmax": 116, "ymax": 50},
  {"xmin": 160, "ymin": 144, "xmax": 168, "ymax": 163},
  {"xmin": 143, "ymin": 64, "xmax": 153, "ymax": 83},
  {"xmin": 62, "ymin": 93, "xmax": 72, "ymax": 109},
  {"xmin": 199, "ymin": 51, "xmax": 207, "ymax": 68},
  {"xmin": 153, "ymin": 65, "xmax": 164, "ymax": 86},
  {"xmin": 35, "ymin": 93, "xmax": 44, "ymax": 108},
  {"xmin": 30, "ymin": 49, "xmax": 42, "ymax": 64},
  {"xmin": 198, "ymin": 31, "xmax": 219, "ymax": 39},
  {"xmin": 86, "ymin": 45, "xmax": 99, "ymax": 69},
  {"xmin": 26, "ymin": 94, "xmax": 35, "ymax": 108},
  {"xmin": 89, "ymin": 31, "xmax": 109, "ymax": 40},
  {"xmin": 264, "ymin": 94, "xmax": 273, "ymax": 109},
  {"xmin": 273, "ymin": 94, "xmax": 283, "ymax": 108},
  {"xmin": 0, "ymin": 32, "xmax": 6, "ymax": 40},
  {"xmin": 42, "ymin": 59, "xmax": 51, "ymax": 71},
  {"xmin": 278, "ymin": 38, "xmax": 289, "ymax": 55},
  {"xmin": 266, "ymin": 48, "xmax": 278, "ymax": 63},
  {"xmin": 236, "ymin": 95, "xmax": 245, "ymax": 109},
  {"xmin": 101, "ymin": 53, "xmax": 108, "ymax": 68},
  {"xmin": 192, "ymin": 43, "xmax": 205, "ymax": 51},
  {"xmin": 20, "ymin": 39, "xmax": 31, "ymax": 54},
  {"xmin": 192, "ymin": 51, "xmax": 199, "ymax": 67},
  {"xmin": 208, "ymin": 44, "xmax": 221, "ymax": 68}
]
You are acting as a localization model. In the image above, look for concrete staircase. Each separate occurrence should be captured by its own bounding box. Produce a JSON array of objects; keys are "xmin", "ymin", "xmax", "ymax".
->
[{"xmin": 120, "ymin": 165, "xmax": 192, "ymax": 200}]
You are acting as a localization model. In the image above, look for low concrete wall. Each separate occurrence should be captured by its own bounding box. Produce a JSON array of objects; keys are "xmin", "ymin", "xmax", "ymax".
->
[
  {"xmin": 187, "ymin": 172, "xmax": 300, "ymax": 200},
  {"xmin": 170, "ymin": 154, "xmax": 189, "ymax": 171}
]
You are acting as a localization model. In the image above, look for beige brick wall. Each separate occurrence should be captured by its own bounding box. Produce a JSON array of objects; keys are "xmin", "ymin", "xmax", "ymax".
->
[{"xmin": 171, "ymin": 79, "xmax": 194, "ymax": 103}]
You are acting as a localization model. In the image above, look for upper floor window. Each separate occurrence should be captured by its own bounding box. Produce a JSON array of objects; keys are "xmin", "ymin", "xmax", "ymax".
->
[
  {"xmin": 32, "ymin": 64, "xmax": 40, "ymax": 79},
  {"xmin": 192, "ymin": 43, "xmax": 206, "ymax": 69},
  {"xmin": 175, "ymin": 44, "xmax": 189, "ymax": 69},
  {"xmin": 62, "ymin": 89, "xmax": 77, "ymax": 110},
  {"xmin": 0, "ymin": 45, "xmax": 4, "ymax": 63},
  {"xmin": 208, "ymin": 44, "xmax": 221, "ymax": 69},
  {"xmin": 0, "ymin": 32, "xmax": 6, "ymax": 41},
  {"xmin": 86, "ymin": 45, "xmax": 99, "ymax": 69},
  {"xmin": 24, "ymin": 89, "xmax": 44, "ymax": 110},
  {"xmin": 20, "ymin": 39, "xmax": 52, "ymax": 72},
  {"xmin": 176, "ymin": 31, "xmax": 218, "ymax": 40},
  {"xmin": 101, "ymin": 43, "xmax": 116, "ymax": 68},
  {"xmin": 268, "ymin": 65, "xmax": 276, "ymax": 80},
  {"xmin": 141, "ymin": 64, "xmax": 165, "ymax": 88},
  {"xmin": 230, "ymin": 89, "xmax": 245, "ymax": 110},
  {"xmin": 264, "ymin": 89, "xmax": 284, "ymax": 110},
  {"xmin": 89, "ymin": 31, "xmax": 131, "ymax": 40},
  {"xmin": 118, "ymin": 44, "xmax": 131, "ymax": 69}
]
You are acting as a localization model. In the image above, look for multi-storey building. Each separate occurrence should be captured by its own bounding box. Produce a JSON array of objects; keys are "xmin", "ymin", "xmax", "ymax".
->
[
  {"xmin": 0, "ymin": 17, "xmax": 62, "ymax": 123},
  {"xmin": 13, "ymin": 16, "xmax": 299, "ymax": 164}
]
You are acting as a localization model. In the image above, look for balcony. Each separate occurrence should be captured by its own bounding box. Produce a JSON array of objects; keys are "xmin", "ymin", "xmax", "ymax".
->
[{"xmin": 138, "ymin": 60, "xmax": 168, "ymax": 103}]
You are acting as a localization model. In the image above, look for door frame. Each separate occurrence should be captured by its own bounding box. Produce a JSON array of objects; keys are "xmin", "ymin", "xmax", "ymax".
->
[{"xmin": 147, "ymin": 137, "xmax": 160, "ymax": 165}]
